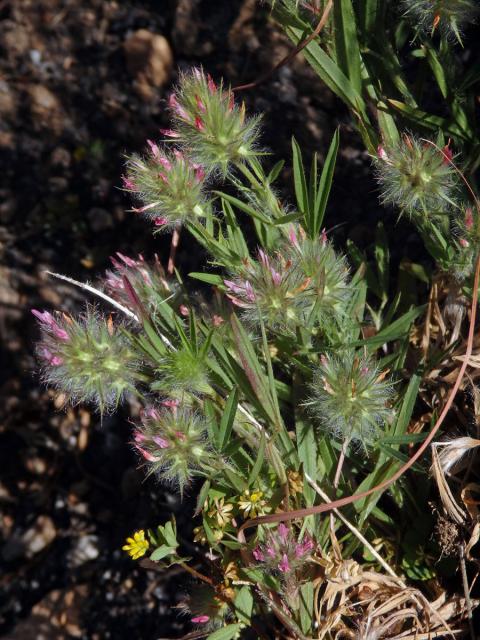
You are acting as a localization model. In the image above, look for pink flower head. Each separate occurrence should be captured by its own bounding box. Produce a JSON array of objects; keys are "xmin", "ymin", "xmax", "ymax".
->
[
  {"xmin": 377, "ymin": 145, "xmax": 389, "ymax": 162},
  {"xmin": 191, "ymin": 615, "xmax": 210, "ymax": 624},
  {"xmin": 258, "ymin": 248, "xmax": 270, "ymax": 270},
  {"xmin": 179, "ymin": 304, "xmax": 189, "ymax": 316},
  {"xmin": 160, "ymin": 128, "xmax": 180, "ymax": 138},
  {"xmin": 270, "ymin": 267, "xmax": 282, "ymax": 286},
  {"xmin": 244, "ymin": 280, "xmax": 256, "ymax": 303},
  {"xmin": 40, "ymin": 347, "xmax": 63, "ymax": 366},
  {"xmin": 157, "ymin": 156, "xmax": 172, "ymax": 171},
  {"xmin": 278, "ymin": 553, "xmax": 290, "ymax": 573},
  {"xmin": 133, "ymin": 430, "xmax": 146, "ymax": 444},
  {"xmin": 160, "ymin": 398, "xmax": 180, "ymax": 408},
  {"xmin": 252, "ymin": 547, "xmax": 265, "ymax": 562},
  {"xmin": 295, "ymin": 537, "xmax": 314, "ymax": 558},
  {"xmin": 147, "ymin": 139, "xmax": 160, "ymax": 159},
  {"xmin": 145, "ymin": 407, "xmax": 159, "ymax": 420},
  {"xmin": 154, "ymin": 216, "xmax": 168, "ymax": 227},
  {"xmin": 135, "ymin": 446, "xmax": 160, "ymax": 463},
  {"xmin": 465, "ymin": 207, "xmax": 474, "ymax": 230},
  {"xmin": 116, "ymin": 252, "xmax": 137, "ymax": 268},
  {"xmin": 278, "ymin": 523, "xmax": 289, "ymax": 543},
  {"xmin": 194, "ymin": 166, "xmax": 205, "ymax": 183},
  {"xmin": 207, "ymin": 74, "xmax": 216, "ymax": 94},
  {"xmin": 121, "ymin": 175, "xmax": 136, "ymax": 190},
  {"xmin": 289, "ymin": 226, "xmax": 300, "ymax": 249},
  {"xmin": 194, "ymin": 116, "xmax": 205, "ymax": 132},
  {"xmin": 32, "ymin": 309, "xmax": 69, "ymax": 341},
  {"xmin": 168, "ymin": 93, "xmax": 189, "ymax": 120},
  {"xmin": 442, "ymin": 143, "xmax": 453, "ymax": 165},
  {"xmin": 153, "ymin": 436, "xmax": 169, "ymax": 449},
  {"xmin": 195, "ymin": 94, "xmax": 206, "ymax": 113},
  {"xmin": 460, "ymin": 238, "xmax": 470, "ymax": 248}
]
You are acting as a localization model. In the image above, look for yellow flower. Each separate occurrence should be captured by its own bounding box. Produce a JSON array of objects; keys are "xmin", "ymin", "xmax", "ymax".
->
[
  {"xmin": 238, "ymin": 489, "xmax": 267, "ymax": 518},
  {"xmin": 122, "ymin": 529, "xmax": 149, "ymax": 560},
  {"xmin": 208, "ymin": 497, "xmax": 234, "ymax": 528}
]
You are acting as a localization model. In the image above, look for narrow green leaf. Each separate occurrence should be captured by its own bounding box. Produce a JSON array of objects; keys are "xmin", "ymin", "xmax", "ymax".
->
[
  {"xmin": 333, "ymin": 0, "xmax": 363, "ymax": 94},
  {"xmin": 218, "ymin": 388, "xmax": 239, "ymax": 451},
  {"xmin": 291, "ymin": 136, "xmax": 309, "ymax": 215},
  {"xmin": 248, "ymin": 432, "xmax": 266, "ymax": 486},
  {"xmin": 313, "ymin": 128, "xmax": 339, "ymax": 236},
  {"xmin": 189, "ymin": 272, "xmax": 224, "ymax": 286},
  {"xmin": 299, "ymin": 582, "xmax": 314, "ymax": 634}
]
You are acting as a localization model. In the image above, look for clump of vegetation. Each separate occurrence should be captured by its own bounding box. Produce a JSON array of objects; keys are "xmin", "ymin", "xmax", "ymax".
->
[{"xmin": 34, "ymin": 7, "xmax": 480, "ymax": 633}]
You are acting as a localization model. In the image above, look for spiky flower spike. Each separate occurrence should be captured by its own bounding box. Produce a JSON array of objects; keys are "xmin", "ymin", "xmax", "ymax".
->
[
  {"xmin": 285, "ymin": 226, "xmax": 351, "ymax": 321},
  {"xmin": 375, "ymin": 136, "xmax": 457, "ymax": 219},
  {"xmin": 252, "ymin": 523, "xmax": 315, "ymax": 576},
  {"xmin": 124, "ymin": 142, "xmax": 207, "ymax": 231},
  {"xmin": 308, "ymin": 351, "xmax": 393, "ymax": 447},
  {"xmin": 401, "ymin": 0, "xmax": 479, "ymax": 42},
  {"xmin": 133, "ymin": 404, "xmax": 216, "ymax": 495},
  {"xmin": 224, "ymin": 248, "xmax": 311, "ymax": 331},
  {"xmin": 224, "ymin": 230, "xmax": 350, "ymax": 332},
  {"xmin": 167, "ymin": 68, "xmax": 262, "ymax": 175},
  {"xmin": 152, "ymin": 346, "xmax": 211, "ymax": 396},
  {"xmin": 32, "ymin": 308, "xmax": 139, "ymax": 413},
  {"xmin": 103, "ymin": 252, "xmax": 177, "ymax": 313}
]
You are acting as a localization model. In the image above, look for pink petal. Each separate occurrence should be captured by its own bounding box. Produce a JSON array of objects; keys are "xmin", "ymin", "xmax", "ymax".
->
[
  {"xmin": 278, "ymin": 553, "xmax": 290, "ymax": 573},
  {"xmin": 191, "ymin": 615, "xmax": 210, "ymax": 624}
]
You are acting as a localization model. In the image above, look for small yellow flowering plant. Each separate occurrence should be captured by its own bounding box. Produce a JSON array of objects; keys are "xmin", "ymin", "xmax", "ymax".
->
[{"xmin": 122, "ymin": 530, "xmax": 149, "ymax": 560}]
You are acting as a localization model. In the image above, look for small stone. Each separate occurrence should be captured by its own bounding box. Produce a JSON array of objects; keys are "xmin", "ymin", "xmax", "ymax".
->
[
  {"xmin": 25, "ymin": 84, "xmax": 64, "ymax": 133},
  {"xmin": 22, "ymin": 515, "xmax": 56, "ymax": 558},
  {"xmin": 67, "ymin": 535, "xmax": 100, "ymax": 567},
  {"xmin": 124, "ymin": 30, "xmax": 173, "ymax": 101}
]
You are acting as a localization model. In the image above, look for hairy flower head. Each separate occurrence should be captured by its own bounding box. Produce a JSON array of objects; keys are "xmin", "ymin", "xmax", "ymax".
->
[
  {"xmin": 103, "ymin": 252, "xmax": 177, "ymax": 313},
  {"xmin": 124, "ymin": 142, "xmax": 207, "ymax": 230},
  {"xmin": 308, "ymin": 351, "xmax": 393, "ymax": 447},
  {"xmin": 401, "ymin": 0, "xmax": 479, "ymax": 42},
  {"xmin": 33, "ymin": 307, "xmax": 140, "ymax": 413},
  {"xmin": 224, "ymin": 229, "xmax": 350, "ymax": 332},
  {"xmin": 133, "ymin": 405, "xmax": 215, "ymax": 495},
  {"xmin": 167, "ymin": 68, "xmax": 262, "ymax": 175},
  {"xmin": 252, "ymin": 524, "xmax": 315, "ymax": 576},
  {"xmin": 375, "ymin": 136, "xmax": 457, "ymax": 218}
]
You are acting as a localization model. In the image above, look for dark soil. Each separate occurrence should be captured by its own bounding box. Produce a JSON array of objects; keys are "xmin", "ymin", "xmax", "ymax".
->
[{"xmin": 0, "ymin": 1, "xmax": 396, "ymax": 638}]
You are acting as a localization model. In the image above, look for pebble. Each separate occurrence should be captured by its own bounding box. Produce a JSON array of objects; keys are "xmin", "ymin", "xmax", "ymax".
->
[{"xmin": 123, "ymin": 29, "xmax": 173, "ymax": 101}]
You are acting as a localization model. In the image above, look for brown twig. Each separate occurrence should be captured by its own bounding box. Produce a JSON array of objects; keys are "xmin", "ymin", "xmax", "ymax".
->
[
  {"xmin": 240, "ymin": 253, "xmax": 480, "ymax": 533},
  {"xmin": 232, "ymin": 0, "xmax": 333, "ymax": 92}
]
